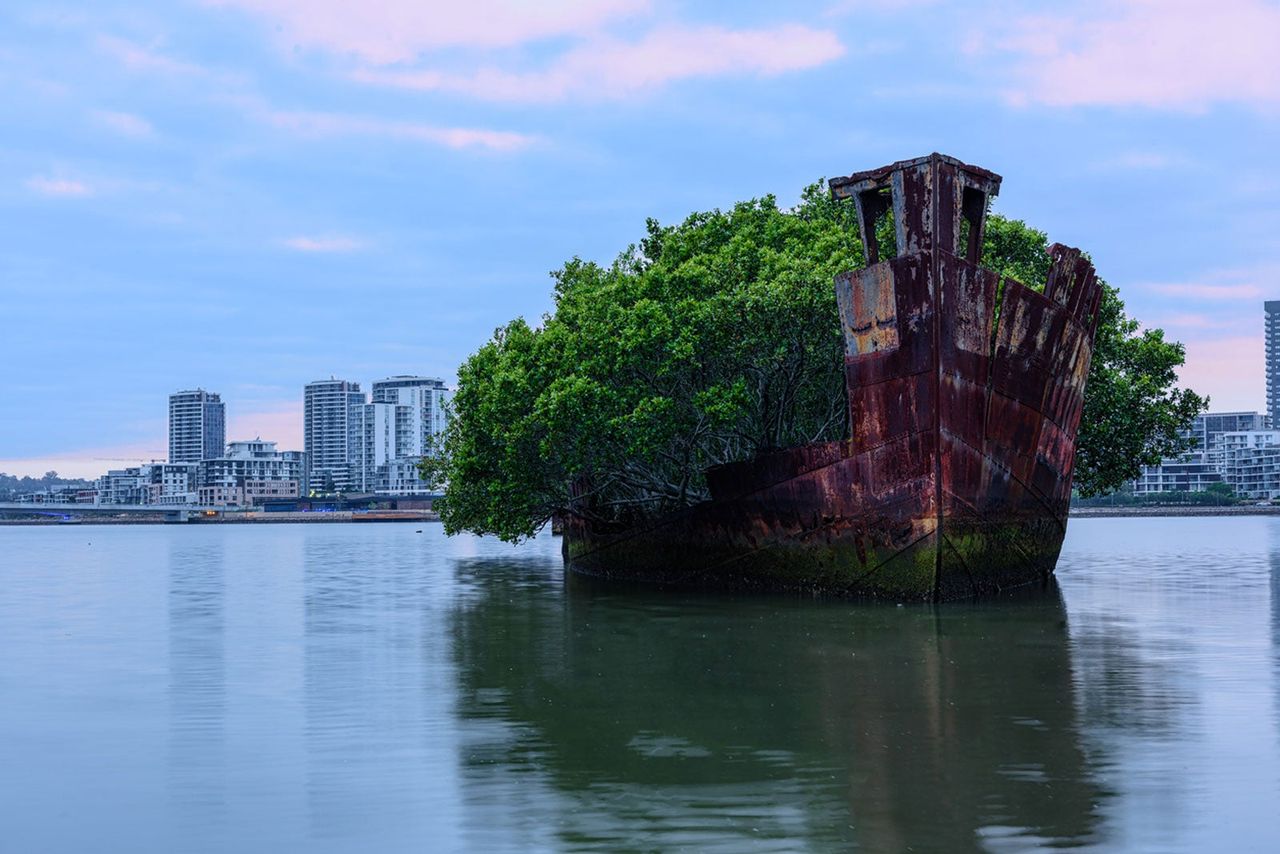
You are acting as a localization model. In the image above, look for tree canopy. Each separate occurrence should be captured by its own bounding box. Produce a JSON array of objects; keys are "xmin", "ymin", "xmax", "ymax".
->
[{"xmin": 425, "ymin": 183, "xmax": 1206, "ymax": 542}]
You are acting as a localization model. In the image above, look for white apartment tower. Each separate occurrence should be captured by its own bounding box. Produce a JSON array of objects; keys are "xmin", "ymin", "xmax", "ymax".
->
[
  {"xmin": 304, "ymin": 379, "xmax": 365, "ymax": 492},
  {"xmin": 168, "ymin": 389, "xmax": 226, "ymax": 463},
  {"xmin": 1267, "ymin": 301, "xmax": 1280, "ymax": 426},
  {"xmin": 347, "ymin": 402, "xmax": 406, "ymax": 492},
  {"xmin": 370, "ymin": 376, "xmax": 451, "ymax": 456}
]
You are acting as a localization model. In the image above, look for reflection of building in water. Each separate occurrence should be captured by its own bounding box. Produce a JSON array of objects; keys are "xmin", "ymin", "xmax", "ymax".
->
[
  {"xmin": 1273, "ymin": 530, "xmax": 1280, "ymax": 752},
  {"xmin": 301, "ymin": 533, "xmax": 462, "ymax": 844},
  {"xmin": 167, "ymin": 535, "xmax": 226, "ymax": 818},
  {"xmin": 447, "ymin": 566, "xmax": 1110, "ymax": 850},
  {"xmin": 1061, "ymin": 567, "xmax": 1204, "ymax": 847}
]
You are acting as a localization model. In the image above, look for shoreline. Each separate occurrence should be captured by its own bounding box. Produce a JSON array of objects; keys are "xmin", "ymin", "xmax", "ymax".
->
[
  {"xmin": 5, "ymin": 506, "xmax": 1280, "ymax": 526},
  {"xmin": 0, "ymin": 511, "xmax": 440, "ymax": 526}
]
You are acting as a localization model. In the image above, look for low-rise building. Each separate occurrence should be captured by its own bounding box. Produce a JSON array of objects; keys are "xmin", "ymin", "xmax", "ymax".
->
[
  {"xmin": 142, "ymin": 462, "xmax": 199, "ymax": 505},
  {"xmin": 1131, "ymin": 455, "xmax": 1225, "ymax": 496},
  {"xmin": 1220, "ymin": 430, "xmax": 1280, "ymax": 499},
  {"xmin": 198, "ymin": 439, "xmax": 305, "ymax": 507},
  {"xmin": 376, "ymin": 457, "xmax": 433, "ymax": 495},
  {"xmin": 198, "ymin": 484, "xmax": 245, "ymax": 507},
  {"xmin": 1131, "ymin": 410, "xmax": 1273, "ymax": 496},
  {"xmin": 1190, "ymin": 411, "xmax": 1271, "ymax": 467},
  {"xmin": 96, "ymin": 467, "xmax": 146, "ymax": 505}
]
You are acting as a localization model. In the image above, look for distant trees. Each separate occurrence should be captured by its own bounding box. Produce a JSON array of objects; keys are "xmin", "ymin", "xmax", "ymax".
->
[
  {"xmin": 1205, "ymin": 482, "xmax": 1235, "ymax": 499},
  {"xmin": 425, "ymin": 182, "xmax": 1207, "ymax": 542},
  {"xmin": 0, "ymin": 472, "xmax": 93, "ymax": 500},
  {"xmin": 1075, "ymin": 483, "xmax": 1240, "ymax": 507}
]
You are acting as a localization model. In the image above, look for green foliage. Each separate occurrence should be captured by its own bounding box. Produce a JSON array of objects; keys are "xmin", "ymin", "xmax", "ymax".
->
[
  {"xmin": 428, "ymin": 184, "xmax": 1206, "ymax": 541},
  {"xmin": 0, "ymin": 471, "xmax": 93, "ymax": 500},
  {"xmin": 1074, "ymin": 487, "xmax": 1235, "ymax": 507}
]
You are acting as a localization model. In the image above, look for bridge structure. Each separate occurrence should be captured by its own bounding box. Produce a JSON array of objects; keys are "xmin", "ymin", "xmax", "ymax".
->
[{"xmin": 0, "ymin": 502, "xmax": 225, "ymax": 522}]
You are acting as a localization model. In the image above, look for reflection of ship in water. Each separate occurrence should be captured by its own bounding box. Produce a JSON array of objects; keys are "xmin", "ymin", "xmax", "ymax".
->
[{"xmin": 448, "ymin": 560, "xmax": 1109, "ymax": 850}]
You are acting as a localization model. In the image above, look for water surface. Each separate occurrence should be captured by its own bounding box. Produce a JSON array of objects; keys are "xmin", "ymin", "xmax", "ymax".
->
[{"xmin": 1, "ymin": 518, "xmax": 1277, "ymax": 852}]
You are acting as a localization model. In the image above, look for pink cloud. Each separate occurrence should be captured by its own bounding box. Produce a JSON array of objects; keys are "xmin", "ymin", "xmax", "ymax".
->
[
  {"xmin": 0, "ymin": 403, "xmax": 305, "ymax": 479},
  {"xmin": 994, "ymin": 0, "xmax": 1280, "ymax": 109},
  {"xmin": 91, "ymin": 109, "xmax": 154, "ymax": 138},
  {"xmin": 1145, "ymin": 282, "xmax": 1264, "ymax": 300},
  {"xmin": 281, "ymin": 235, "xmax": 367, "ymax": 252},
  {"xmin": 1092, "ymin": 150, "xmax": 1193, "ymax": 171},
  {"xmin": 1141, "ymin": 263, "xmax": 1280, "ymax": 302},
  {"xmin": 825, "ymin": 0, "xmax": 940, "ymax": 14},
  {"xmin": 0, "ymin": 441, "xmax": 167, "ymax": 481},
  {"xmin": 228, "ymin": 402, "xmax": 304, "ymax": 449},
  {"xmin": 263, "ymin": 108, "xmax": 534, "ymax": 150},
  {"xmin": 1176, "ymin": 335, "xmax": 1264, "ymax": 410},
  {"xmin": 353, "ymin": 24, "xmax": 846, "ymax": 102},
  {"xmin": 205, "ymin": 0, "xmax": 650, "ymax": 63},
  {"xmin": 26, "ymin": 175, "xmax": 93, "ymax": 197},
  {"xmin": 1144, "ymin": 313, "xmax": 1235, "ymax": 331},
  {"xmin": 96, "ymin": 34, "xmax": 211, "ymax": 77}
]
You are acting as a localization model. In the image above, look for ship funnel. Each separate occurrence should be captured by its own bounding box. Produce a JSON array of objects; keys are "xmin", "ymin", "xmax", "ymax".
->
[{"xmin": 830, "ymin": 153, "xmax": 1003, "ymax": 266}]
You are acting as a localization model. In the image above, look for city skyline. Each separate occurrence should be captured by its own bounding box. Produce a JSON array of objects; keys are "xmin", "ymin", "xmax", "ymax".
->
[
  {"xmin": 0, "ymin": 374, "xmax": 449, "ymax": 481},
  {"xmin": 3, "ymin": 1, "xmax": 1279, "ymax": 477},
  {"xmin": 12, "ymin": 374, "xmax": 453, "ymax": 503}
]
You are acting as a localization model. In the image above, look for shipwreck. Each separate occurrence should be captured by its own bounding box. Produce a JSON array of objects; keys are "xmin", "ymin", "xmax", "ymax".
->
[{"xmin": 564, "ymin": 154, "xmax": 1103, "ymax": 600}]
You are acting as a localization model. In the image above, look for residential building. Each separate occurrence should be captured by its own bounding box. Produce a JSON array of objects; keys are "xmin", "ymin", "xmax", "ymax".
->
[
  {"xmin": 1131, "ymin": 456, "xmax": 1224, "ymax": 497},
  {"xmin": 141, "ymin": 462, "xmax": 199, "ymax": 505},
  {"xmin": 1220, "ymin": 430, "xmax": 1280, "ymax": 499},
  {"xmin": 1187, "ymin": 410, "xmax": 1271, "ymax": 464},
  {"xmin": 1132, "ymin": 410, "xmax": 1273, "ymax": 494},
  {"xmin": 96, "ymin": 467, "xmax": 146, "ymax": 505},
  {"xmin": 304, "ymin": 379, "xmax": 364, "ymax": 492},
  {"xmin": 366, "ymin": 376, "xmax": 450, "ymax": 494},
  {"xmin": 15, "ymin": 487, "xmax": 96, "ymax": 504},
  {"xmin": 1267, "ymin": 301, "xmax": 1280, "ymax": 425},
  {"xmin": 169, "ymin": 389, "xmax": 226, "ymax": 463},
  {"xmin": 376, "ymin": 458, "xmax": 434, "ymax": 496},
  {"xmin": 370, "ymin": 376, "xmax": 451, "ymax": 456},
  {"xmin": 348, "ymin": 402, "xmax": 406, "ymax": 492},
  {"xmin": 198, "ymin": 439, "xmax": 305, "ymax": 507}
]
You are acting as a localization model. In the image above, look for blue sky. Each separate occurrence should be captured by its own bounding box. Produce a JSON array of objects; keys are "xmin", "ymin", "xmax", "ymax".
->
[{"xmin": 2, "ymin": 0, "xmax": 1278, "ymax": 478}]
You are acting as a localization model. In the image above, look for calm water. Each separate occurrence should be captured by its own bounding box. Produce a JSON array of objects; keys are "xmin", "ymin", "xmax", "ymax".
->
[{"xmin": 1, "ymin": 518, "xmax": 1278, "ymax": 853}]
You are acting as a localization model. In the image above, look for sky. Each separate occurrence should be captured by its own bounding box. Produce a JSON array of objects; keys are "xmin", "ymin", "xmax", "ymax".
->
[{"xmin": 2, "ymin": 0, "xmax": 1278, "ymax": 478}]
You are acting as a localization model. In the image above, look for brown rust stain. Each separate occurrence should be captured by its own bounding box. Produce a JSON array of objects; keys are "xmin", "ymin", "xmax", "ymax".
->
[{"xmin": 836, "ymin": 263, "xmax": 899, "ymax": 356}]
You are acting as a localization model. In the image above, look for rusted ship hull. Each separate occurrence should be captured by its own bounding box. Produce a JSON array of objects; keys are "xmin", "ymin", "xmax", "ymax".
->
[{"xmin": 565, "ymin": 154, "xmax": 1102, "ymax": 601}]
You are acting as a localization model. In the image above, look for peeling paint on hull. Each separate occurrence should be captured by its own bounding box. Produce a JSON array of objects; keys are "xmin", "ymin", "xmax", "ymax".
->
[{"xmin": 565, "ymin": 154, "xmax": 1102, "ymax": 601}]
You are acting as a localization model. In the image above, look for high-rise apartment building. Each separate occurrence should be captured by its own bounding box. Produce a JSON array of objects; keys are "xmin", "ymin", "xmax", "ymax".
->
[
  {"xmin": 304, "ymin": 379, "xmax": 365, "ymax": 492},
  {"xmin": 168, "ymin": 389, "xmax": 225, "ymax": 463},
  {"xmin": 1267, "ymin": 301, "xmax": 1280, "ymax": 426},
  {"xmin": 370, "ymin": 376, "xmax": 451, "ymax": 456},
  {"xmin": 347, "ymin": 402, "xmax": 407, "ymax": 492}
]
